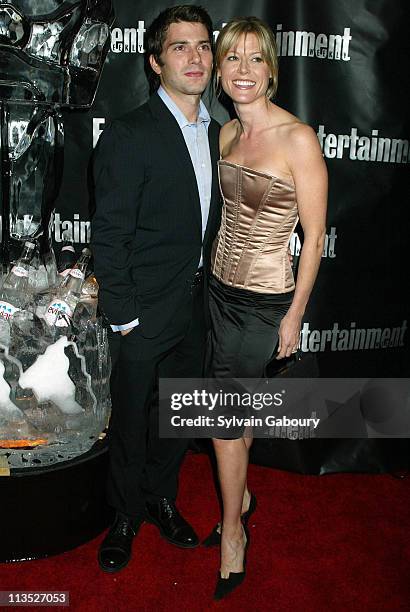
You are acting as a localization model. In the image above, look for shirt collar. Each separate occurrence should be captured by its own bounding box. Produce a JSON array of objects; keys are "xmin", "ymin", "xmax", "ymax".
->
[{"xmin": 158, "ymin": 85, "xmax": 211, "ymax": 128}]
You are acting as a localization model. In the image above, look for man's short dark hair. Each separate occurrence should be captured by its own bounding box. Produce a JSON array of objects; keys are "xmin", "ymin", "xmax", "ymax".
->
[{"xmin": 145, "ymin": 5, "xmax": 213, "ymax": 94}]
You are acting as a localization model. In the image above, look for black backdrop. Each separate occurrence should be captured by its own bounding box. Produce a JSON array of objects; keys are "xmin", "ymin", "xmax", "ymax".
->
[{"xmin": 55, "ymin": 0, "xmax": 409, "ymax": 471}]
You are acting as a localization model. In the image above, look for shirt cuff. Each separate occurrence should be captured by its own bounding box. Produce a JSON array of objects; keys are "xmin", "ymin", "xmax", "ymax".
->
[{"xmin": 110, "ymin": 318, "xmax": 140, "ymax": 332}]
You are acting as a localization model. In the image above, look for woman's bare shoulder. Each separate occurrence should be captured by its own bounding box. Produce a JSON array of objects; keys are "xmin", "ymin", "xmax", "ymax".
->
[
  {"xmin": 221, "ymin": 117, "xmax": 239, "ymax": 134},
  {"xmin": 270, "ymin": 105, "xmax": 314, "ymax": 139},
  {"xmin": 274, "ymin": 108, "xmax": 316, "ymax": 140},
  {"xmin": 220, "ymin": 118, "xmax": 240, "ymax": 154},
  {"xmin": 285, "ymin": 121, "xmax": 317, "ymax": 142},
  {"xmin": 283, "ymin": 121, "xmax": 326, "ymax": 175}
]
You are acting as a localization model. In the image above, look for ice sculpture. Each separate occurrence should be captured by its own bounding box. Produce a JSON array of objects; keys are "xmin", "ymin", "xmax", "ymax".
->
[
  {"xmin": 0, "ymin": 1, "xmax": 115, "ymax": 467},
  {"xmin": 0, "ymin": 360, "xmax": 23, "ymax": 417},
  {"xmin": 0, "ymin": 0, "xmax": 114, "ymax": 263},
  {"xmin": 0, "ymin": 304, "xmax": 111, "ymax": 465},
  {"xmin": 19, "ymin": 336, "xmax": 85, "ymax": 415}
]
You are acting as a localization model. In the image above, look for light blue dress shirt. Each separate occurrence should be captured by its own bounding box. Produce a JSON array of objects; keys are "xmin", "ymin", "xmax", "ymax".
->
[{"xmin": 111, "ymin": 86, "xmax": 212, "ymax": 332}]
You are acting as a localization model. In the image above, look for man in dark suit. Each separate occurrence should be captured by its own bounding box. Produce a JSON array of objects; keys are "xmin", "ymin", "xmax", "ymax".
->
[{"xmin": 91, "ymin": 5, "xmax": 221, "ymax": 572}]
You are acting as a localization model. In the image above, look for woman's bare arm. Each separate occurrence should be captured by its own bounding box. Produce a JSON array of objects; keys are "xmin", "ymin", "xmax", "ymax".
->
[{"xmin": 276, "ymin": 123, "xmax": 328, "ymax": 358}]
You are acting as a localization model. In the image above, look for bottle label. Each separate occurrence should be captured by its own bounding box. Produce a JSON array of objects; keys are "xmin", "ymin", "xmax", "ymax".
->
[
  {"xmin": 0, "ymin": 301, "xmax": 19, "ymax": 321},
  {"xmin": 44, "ymin": 299, "xmax": 73, "ymax": 327},
  {"xmin": 11, "ymin": 266, "xmax": 28, "ymax": 278},
  {"xmin": 69, "ymin": 268, "xmax": 85, "ymax": 280},
  {"xmin": 59, "ymin": 268, "xmax": 72, "ymax": 278}
]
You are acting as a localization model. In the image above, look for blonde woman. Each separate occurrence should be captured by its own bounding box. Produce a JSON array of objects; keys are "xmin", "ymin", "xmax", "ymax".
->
[{"xmin": 204, "ymin": 16, "xmax": 328, "ymax": 600}]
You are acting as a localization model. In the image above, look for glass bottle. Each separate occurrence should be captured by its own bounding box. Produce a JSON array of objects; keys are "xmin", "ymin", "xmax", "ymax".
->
[
  {"xmin": 0, "ymin": 241, "xmax": 35, "ymax": 322},
  {"xmin": 44, "ymin": 247, "xmax": 91, "ymax": 327},
  {"xmin": 57, "ymin": 237, "xmax": 76, "ymax": 277}
]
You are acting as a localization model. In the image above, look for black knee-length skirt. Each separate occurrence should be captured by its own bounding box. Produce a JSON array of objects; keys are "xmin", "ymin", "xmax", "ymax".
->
[{"xmin": 206, "ymin": 275, "xmax": 294, "ymax": 438}]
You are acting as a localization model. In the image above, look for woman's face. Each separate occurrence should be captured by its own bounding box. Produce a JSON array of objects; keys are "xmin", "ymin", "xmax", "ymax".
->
[{"xmin": 218, "ymin": 32, "xmax": 271, "ymax": 104}]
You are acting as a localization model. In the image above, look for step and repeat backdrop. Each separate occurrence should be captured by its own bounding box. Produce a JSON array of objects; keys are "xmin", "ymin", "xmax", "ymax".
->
[{"xmin": 56, "ymin": 0, "xmax": 410, "ymax": 378}]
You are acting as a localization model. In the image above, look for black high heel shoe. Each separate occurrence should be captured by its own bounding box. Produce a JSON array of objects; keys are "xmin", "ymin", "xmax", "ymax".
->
[
  {"xmin": 202, "ymin": 492, "xmax": 256, "ymax": 547},
  {"xmin": 213, "ymin": 524, "xmax": 249, "ymax": 601}
]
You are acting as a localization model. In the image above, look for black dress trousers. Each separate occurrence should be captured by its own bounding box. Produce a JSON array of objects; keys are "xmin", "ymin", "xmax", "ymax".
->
[{"xmin": 106, "ymin": 279, "xmax": 206, "ymax": 520}]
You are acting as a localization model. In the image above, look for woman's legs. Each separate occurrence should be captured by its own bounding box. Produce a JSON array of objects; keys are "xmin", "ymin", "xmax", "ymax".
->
[
  {"xmin": 213, "ymin": 435, "xmax": 253, "ymax": 537},
  {"xmin": 212, "ymin": 436, "xmax": 252, "ymax": 576},
  {"xmin": 242, "ymin": 435, "xmax": 253, "ymax": 512},
  {"xmin": 208, "ymin": 278, "xmax": 291, "ymax": 577}
]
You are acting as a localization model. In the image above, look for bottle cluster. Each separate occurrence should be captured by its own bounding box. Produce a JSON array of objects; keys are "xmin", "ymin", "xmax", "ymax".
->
[{"xmin": 0, "ymin": 240, "xmax": 97, "ymax": 331}]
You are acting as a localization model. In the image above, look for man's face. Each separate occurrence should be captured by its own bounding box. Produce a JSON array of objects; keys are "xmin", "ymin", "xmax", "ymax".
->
[{"xmin": 150, "ymin": 21, "xmax": 213, "ymax": 97}]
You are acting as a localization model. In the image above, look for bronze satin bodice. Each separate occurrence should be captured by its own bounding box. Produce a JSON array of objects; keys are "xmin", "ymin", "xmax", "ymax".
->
[{"xmin": 211, "ymin": 160, "xmax": 299, "ymax": 294}]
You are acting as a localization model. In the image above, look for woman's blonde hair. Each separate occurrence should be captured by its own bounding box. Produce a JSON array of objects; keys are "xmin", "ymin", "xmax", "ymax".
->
[{"xmin": 214, "ymin": 16, "xmax": 279, "ymax": 99}]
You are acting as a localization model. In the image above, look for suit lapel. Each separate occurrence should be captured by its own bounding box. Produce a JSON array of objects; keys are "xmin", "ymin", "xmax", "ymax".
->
[{"xmin": 148, "ymin": 93, "xmax": 202, "ymax": 231}]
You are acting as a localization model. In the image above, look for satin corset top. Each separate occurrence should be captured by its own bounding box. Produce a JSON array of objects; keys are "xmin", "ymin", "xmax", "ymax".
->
[{"xmin": 211, "ymin": 160, "xmax": 299, "ymax": 293}]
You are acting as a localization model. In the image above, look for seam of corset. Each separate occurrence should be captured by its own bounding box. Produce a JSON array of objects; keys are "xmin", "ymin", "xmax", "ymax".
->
[
  {"xmin": 246, "ymin": 206, "xmax": 299, "ymax": 289},
  {"xmin": 215, "ymin": 194, "xmax": 227, "ymax": 277},
  {"xmin": 226, "ymin": 165, "xmax": 242, "ymax": 282},
  {"xmin": 235, "ymin": 177, "xmax": 276, "ymax": 286},
  {"xmin": 216, "ymin": 166, "xmax": 227, "ymax": 278}
]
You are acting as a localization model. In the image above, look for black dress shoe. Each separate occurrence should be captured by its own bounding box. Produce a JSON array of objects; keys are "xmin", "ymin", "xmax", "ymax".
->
[
  {"xmin": 145, "ymin": 498, "xmax": 199, "ymax": 548},
  {"xmin": 202, "ymin": 492, "xmax": 257, "ymax": 547},
  {"xmin": 98, "ymin": 512, "xmax": 142, "ymax": 573},
  {"xmin": 214, "ymin": 525, "xmax": 249, "ymax": 601}
]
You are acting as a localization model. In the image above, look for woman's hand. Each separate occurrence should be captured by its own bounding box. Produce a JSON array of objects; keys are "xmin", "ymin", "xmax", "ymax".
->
[{"xmin": 276, "ymin": 311, "xmax": 302, "ymax": 359}]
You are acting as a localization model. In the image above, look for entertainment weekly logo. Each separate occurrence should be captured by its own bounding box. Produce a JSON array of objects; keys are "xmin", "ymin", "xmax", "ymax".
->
[
  {"xmin": 110, "ymin": 21, "xmax": 352, "ymax": 61},
  {"xmin": 299, "ymin": 320, "xmax": 407, "ymax": 353},
  {"xmin": 318, "ymin": 126, "xmax": 410, "ymax": 164},
  {"xmin": 52, "ymin": 212, "xmax": 337, "ymax": 259},
  {"xmin": 53, "ymin": 213, "xmax": 90, "ymax": 244}
]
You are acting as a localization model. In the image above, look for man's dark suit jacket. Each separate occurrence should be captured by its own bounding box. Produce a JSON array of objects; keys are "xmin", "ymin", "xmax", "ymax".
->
[{"xmin": 91, "ymin": 92, "xmax": 221, "ymax": 340}]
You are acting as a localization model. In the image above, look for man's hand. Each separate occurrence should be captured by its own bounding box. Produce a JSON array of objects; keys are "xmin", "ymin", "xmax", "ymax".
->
[
  {"xmin": 120, "ymin": 328, "xmax": 133, "ymax": 336},
  {"xmin": 288, "ymin": 247, "xmax": 293, "ymax": 266}
]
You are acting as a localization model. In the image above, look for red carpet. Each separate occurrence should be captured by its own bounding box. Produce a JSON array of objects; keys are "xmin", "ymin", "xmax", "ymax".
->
[{"xmin": 1, "ymin": 453, "xmax": 409, "ymax": 612}]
